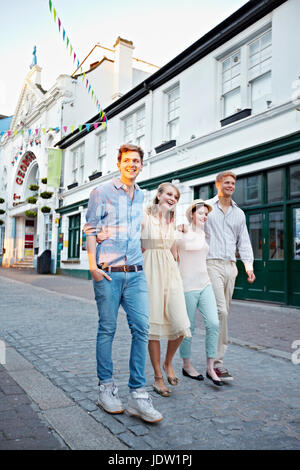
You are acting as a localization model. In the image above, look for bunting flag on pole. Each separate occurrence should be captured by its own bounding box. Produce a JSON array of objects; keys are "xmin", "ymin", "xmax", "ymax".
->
[
  {"xmin": 47, "ymin": 148, "xmax": 62, "ymax": 188},
  {"xmin": 0, "ymin": 118, "xmax": 107, "ymax": 141}
]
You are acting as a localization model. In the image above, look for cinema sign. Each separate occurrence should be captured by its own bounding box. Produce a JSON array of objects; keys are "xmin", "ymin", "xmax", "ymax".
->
[{"xmin": 15, "ymin": 151, "xmax": 36, "ymax": 185}]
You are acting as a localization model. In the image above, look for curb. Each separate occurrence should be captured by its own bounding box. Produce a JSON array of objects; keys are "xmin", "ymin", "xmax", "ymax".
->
[{"xmin": 2, "ymin": 346, "xmax": 128, "ymax": 451}]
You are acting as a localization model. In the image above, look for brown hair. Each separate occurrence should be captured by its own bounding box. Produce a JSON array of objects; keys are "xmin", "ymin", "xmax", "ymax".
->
[
  {"xmin": 147, "ymin": 182, "xmax": 180, "ymax": 223},
  {"xmin": 117, "ymin": 144, "xmax": 144, "ymax": 163},
  {"xmin": 216, "ymin": 171, "xmax": 237, "ymax": 183}
]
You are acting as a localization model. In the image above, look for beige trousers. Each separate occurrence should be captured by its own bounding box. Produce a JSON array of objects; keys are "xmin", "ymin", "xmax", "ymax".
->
[{"xmin": 206, "ymin": 259, "xmax": 238, "ymax": 364}]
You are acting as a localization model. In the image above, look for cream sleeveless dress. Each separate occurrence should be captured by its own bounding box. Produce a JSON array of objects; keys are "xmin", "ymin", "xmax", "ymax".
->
[{"xmin": 141, "ymin": 212, "xmax": 191, "ymax": 341}]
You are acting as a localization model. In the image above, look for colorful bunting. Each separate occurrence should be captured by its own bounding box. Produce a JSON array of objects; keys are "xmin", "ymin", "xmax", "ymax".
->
[
  {"xmin": 47, "ymin": 1, "xmax": 106, "ymax": 123},
  {"xmin": 1, "ymin": 116, "xmax": 107, "ymax": 141}
]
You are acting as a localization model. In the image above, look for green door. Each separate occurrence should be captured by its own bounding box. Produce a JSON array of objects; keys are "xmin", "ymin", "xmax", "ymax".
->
[
  {"xmin": 288, "ymin": 205, "xmax": 300, "ymax": 306},
  {"xmin": 234, "ymin": 208, "xmax": 285, "ymax": 303},
  {"xmin": 266, "ymin": 209, "xmax": 285, "ymax": 302}
]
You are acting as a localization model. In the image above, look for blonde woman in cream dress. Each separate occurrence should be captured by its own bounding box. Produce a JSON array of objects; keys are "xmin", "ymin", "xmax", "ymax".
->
[{"xmin": 141, "ymin": 182, "xmax": 191, "ymax": 397}]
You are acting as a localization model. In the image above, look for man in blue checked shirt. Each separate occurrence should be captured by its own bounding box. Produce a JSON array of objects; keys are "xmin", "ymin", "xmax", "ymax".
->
[{"xmin": 84, "ymin": 144, "xmax": 162, "ymax": 423}]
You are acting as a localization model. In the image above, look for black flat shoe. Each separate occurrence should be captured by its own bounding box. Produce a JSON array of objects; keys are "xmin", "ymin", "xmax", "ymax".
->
[
  {"xmin": 182, "ymin": 368, "xmax": 204, "ymax": 381},
  {"xmin": 206, "ymin": 371, "xmax": 224, "ymax": 386}
]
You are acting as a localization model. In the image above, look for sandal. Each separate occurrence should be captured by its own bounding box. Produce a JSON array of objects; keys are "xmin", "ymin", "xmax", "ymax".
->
[
  {"xmin": 163, "ymin": 364, "xmax": 179, "ymax": 386},
  {"xmin": 153, "ymin": 376, "xmax": 171, "ymax": 397}
]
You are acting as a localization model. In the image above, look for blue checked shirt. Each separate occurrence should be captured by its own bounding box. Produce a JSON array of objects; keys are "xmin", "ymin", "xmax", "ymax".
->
[{"xmin": 84, "ymin": 178, "xmax": 144, "ymax": 266}]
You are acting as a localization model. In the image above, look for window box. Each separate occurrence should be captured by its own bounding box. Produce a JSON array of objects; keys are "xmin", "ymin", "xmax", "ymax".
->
[
  {"xmin": 67, "ymin": 182, "xmax": 78, "ymax": 190},
  {"xmin": 155, "ymin": 140, "xmax": 176, "ymax": 154},
  {"xmin": 88, "ymin": 171, "xmax": 102, "ymax": 181},
  {"xmin": 220, "ymin": 108, "xmax": 251, "ymax": 127}
]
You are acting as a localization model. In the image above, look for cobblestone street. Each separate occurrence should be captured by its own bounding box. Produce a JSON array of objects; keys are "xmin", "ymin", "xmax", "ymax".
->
[{"xmin": 0, "ymin": 269, "xmax": 299, "ymax": 450}]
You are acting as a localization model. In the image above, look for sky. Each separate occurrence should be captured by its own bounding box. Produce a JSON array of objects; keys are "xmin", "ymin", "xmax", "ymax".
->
[{"xmin": 0, "ymin": 0, "xmax": 248, "ymax": 117}]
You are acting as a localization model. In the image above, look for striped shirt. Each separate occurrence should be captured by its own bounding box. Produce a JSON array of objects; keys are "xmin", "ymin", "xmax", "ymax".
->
[
  {"xmin": 204, "ymin": 195, "xmax": 254, "ymax": 272},
  {"xmin": 84, "ymin": 178, "xmax": 144, "ymax": 266}
]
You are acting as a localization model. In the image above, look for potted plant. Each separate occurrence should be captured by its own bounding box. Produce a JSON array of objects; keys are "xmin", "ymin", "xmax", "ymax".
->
[
  {"xmin": 88, "ymin": 170, "xmax": 102, "ymax": 181},
  {"xmin": 29, "ymin": 184, "xmax": 39, "ymax": 191},
  {"xmin": 40, "ymin": 191, "xmax": 53, "ymax": 199},
  {"xmin": 27, "ymin": 196, "xmax": 37, "ymax": 204},
  {"xmin": 67, "ymin": 182, "xmax": 78, "ymax": 190},
  {"xmin": 0, "ymin": 209, "xmax": 5, "ymax": 215},
  {"xmin": 0, "ymin": 220, "xmax": 4, "ymax": 225},
  {"xmin": 41, "ymin": 178, "xmax": 47, "ymax": 184},
  {"xmin": 41, "ymin": 206, "xmax": 51, "ymax": 213},
  {"xmin": 0, "ymin": 198, "xmax": 4, "ymax": 204},
  {"xmin": 25, "ymin": 209, "xmax": 37, "ymax": 218}
]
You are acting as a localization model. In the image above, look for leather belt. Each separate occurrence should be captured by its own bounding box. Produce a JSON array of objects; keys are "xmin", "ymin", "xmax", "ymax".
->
[{"xmin": 97, "ymin": 264, "xmax": 143, "ymax": 273}]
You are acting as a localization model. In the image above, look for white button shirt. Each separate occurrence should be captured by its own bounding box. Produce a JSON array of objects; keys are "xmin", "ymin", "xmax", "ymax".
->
[{"xmin": 204, "ymin": 195, "xmax": 254, "ymax": 272}]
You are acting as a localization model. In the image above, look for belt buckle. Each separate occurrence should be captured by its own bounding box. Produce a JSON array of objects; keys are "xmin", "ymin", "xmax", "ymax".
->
[{"xmin": 123, "ymin": 265, "xmax": 128, "ymax": 272}]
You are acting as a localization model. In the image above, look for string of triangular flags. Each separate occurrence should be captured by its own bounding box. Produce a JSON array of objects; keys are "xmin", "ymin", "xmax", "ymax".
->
[
  {"xmin": 48, "ymin": 0, "xmax": 106, "ymax": 119},
  {"xmin": 0, "ymin": 112, "xmax": 107, "ymax": 139}
]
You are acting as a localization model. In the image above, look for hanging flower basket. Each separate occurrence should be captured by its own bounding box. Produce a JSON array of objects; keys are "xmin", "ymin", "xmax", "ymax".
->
[
  {"xmin": 41, "ymin": 178, "xmax": 48, "ymax": 184},
  {"xmin": 25, "ymin": 210, "xmax": 37, "ymax": 218},
  {"xmin": 0, "ymin": 198, "xmax": 4, "ymax": 204},
  {"xmin": 27, "ymin": 196, "xmax": 37, "ymax": 204},
  {"xmin": 0, "ymin": 220, "xmax": 4, "ymax": 225},
  {"xmin": 29, "ymin": 184, "xmax": 39, "ymax": 191},
  {"xmin": 41, "ymin": 206, "xmax": 51, "ymax": 214},
  {"xmin": 40, "ymin": 191, "xmax": 53, "ymax": 199},
  {"xmin": 0, "ymin": 209, "xmax": 5, "ymax": 215}
]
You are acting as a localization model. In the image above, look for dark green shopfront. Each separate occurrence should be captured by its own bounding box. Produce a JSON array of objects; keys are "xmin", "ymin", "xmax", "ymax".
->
[{"xmin": 56, "ymin": 131, "xmax": 300, "ymax": 308}]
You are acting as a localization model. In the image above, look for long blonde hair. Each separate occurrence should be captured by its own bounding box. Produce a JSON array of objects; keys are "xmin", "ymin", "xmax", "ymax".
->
[{"xmin": 147, "ymin": 182, "xmax": 180, "ymax": 223}]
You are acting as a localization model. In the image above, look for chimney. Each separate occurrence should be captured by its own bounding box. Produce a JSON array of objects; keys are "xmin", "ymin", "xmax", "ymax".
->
[{"xmin": 112, "ymin": 37, "xmax": 134, "ymax": 101}]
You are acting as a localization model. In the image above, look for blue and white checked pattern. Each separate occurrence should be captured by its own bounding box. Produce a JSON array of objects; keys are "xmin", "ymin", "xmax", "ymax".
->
[{"xmin": 84, "ymin": 178, "xmax": 144, "ymax": 266}]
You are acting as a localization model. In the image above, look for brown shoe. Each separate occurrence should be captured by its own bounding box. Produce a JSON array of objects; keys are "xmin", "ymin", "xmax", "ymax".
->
[
  {"xmin": 214, "ymin": 366, "xmax": 234, "ymax": 381},
  {"xmin": 153, "ymin": 376, "xmax": 171, "ymax": 397},
  {"xmin": 163, "ymin": 365, "xmax": 179, "ymax": 386}
]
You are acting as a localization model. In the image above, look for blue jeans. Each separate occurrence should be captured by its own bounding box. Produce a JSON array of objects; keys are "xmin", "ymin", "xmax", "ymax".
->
[
  {"xmin": 93, "ymin": 270, "xmax": 149, "ymax": 390},
  {"xmin": 179, "ymin": 284, "xmax": 219, "ymax": 359}
]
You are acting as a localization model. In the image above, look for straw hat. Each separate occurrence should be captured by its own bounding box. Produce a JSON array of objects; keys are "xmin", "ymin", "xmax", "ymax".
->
[{"xmin": 185, "ymin": 199, "xmax": 213, "ymax": 223}]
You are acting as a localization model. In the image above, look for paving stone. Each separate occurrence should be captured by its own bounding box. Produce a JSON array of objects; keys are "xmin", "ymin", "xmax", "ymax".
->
[{"xmin": 0, "ymin": 270, "xmax": 300, "ymax": 451}]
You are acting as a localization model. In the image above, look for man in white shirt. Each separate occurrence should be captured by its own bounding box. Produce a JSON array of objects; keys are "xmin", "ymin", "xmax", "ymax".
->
[{"xmin": 205, "ymin": 171, "xmax": 256, "ymax": 381}]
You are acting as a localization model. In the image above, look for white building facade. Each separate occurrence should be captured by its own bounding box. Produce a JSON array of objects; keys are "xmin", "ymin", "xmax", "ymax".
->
[
  {"xmin": 55, "ymin": 0, "xmax": 300, "ymax": 307},
  {"xmin": 0, "ymin": 38, "xmax": 158, "ymax": 272}
]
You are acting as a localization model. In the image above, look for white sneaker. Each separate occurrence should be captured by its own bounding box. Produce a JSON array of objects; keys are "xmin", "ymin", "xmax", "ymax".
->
[
  {"xmin": 127, "ymin": 390, "xmax": 163, "ymax": 423},
  {"xmin": 97, "ymin": 383, "xmax": 124, "ymax": 414}
]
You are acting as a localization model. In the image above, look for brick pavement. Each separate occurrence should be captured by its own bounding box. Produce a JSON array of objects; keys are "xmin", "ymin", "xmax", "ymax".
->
[
  {"xmin": 0, "ymin": 268, "xmax": 299, "ymax": 450},
  {"xmin": 0, "ymin": 364, "xmax": 68, "ymax": 450}
]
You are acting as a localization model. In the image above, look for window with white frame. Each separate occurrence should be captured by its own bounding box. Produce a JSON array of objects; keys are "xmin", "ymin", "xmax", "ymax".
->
[
  {"xmin": 222, "ymin": 50, "xmax": 241, "ymax": 118},
  {"xmin": 248, "ymin": 30, "xmax": 272, "ymax": 114},
  {"xmin": 97, "ymin": 131, "xmax": 107, "ymax": 174},
  {"xmin": 166, "ymin": 86, "xmax": 180, "ymax": 140},
  {"xmin": 123, "ymin": 107, "xmax": 145, "ymax": 149},
  {"xmin": 72, "ymin": 144, "xmax": 85, "ymax": 184},
  {"xmin": 44, "ymin": 213, "xmax": 52, "ymax": 250},
  {"xmin": 220, "ymin": 28, "xmax": 272, "ymax": 119}
]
